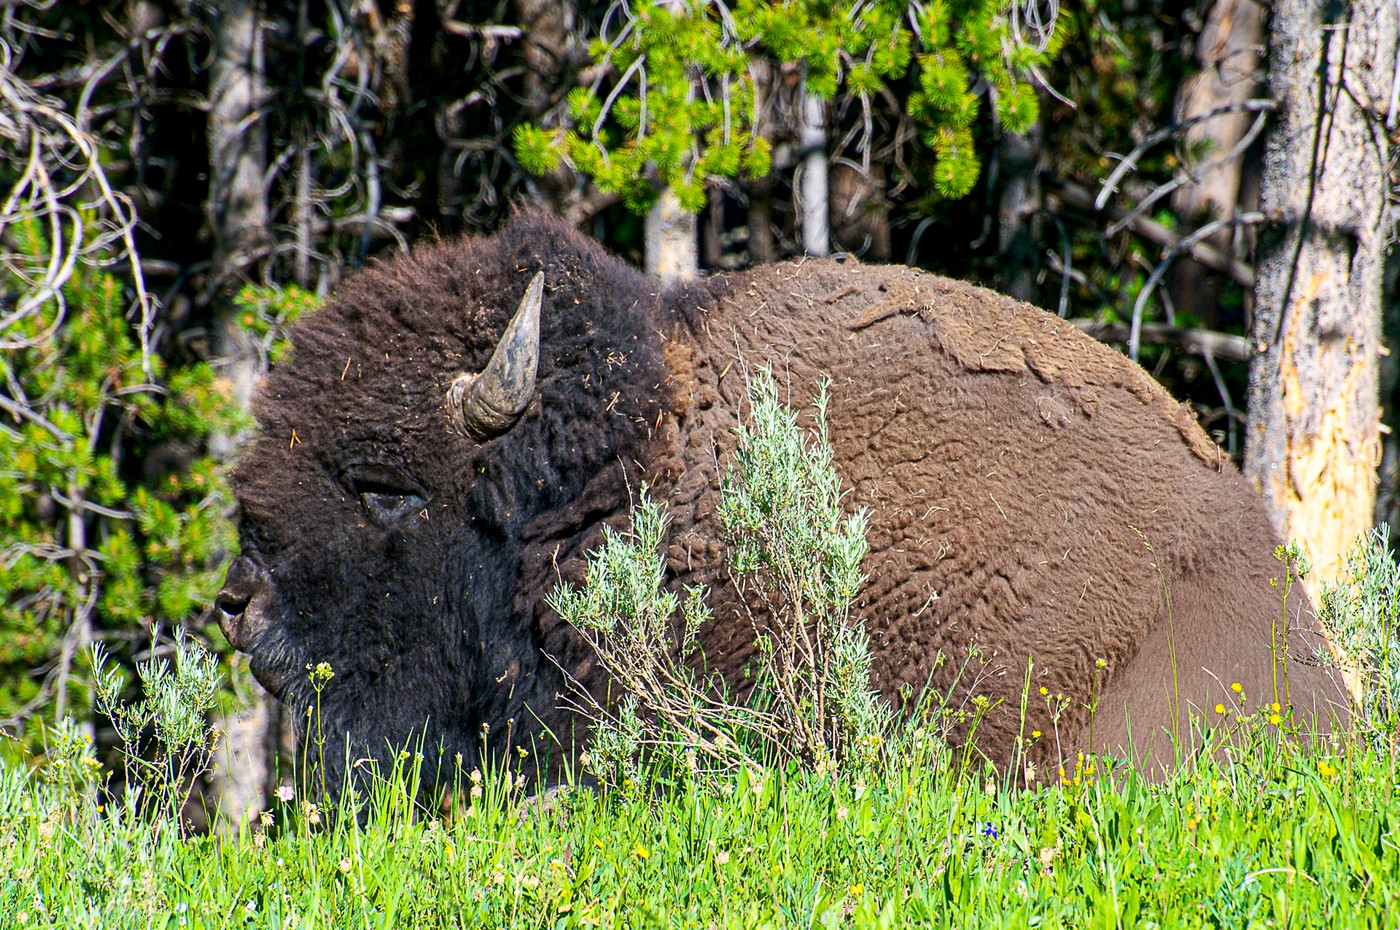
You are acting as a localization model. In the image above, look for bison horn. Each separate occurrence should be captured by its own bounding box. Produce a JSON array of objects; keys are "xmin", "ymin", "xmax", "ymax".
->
[{"xmin": 447, "ymin": 271, "xmax": 543, "ymax": 440}]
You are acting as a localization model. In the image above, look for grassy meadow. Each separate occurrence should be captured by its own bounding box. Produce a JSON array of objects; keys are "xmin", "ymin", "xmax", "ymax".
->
[
  {"xmin": 6, "ymin": 376, "xmax": 1398, "ymax": 929},
  {"xmin": 3, "ymin": 712, "xmax": 1398, "ymax": 929}
]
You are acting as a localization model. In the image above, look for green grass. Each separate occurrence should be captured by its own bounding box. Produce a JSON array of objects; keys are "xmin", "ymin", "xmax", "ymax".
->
[{"xmin": 4, "ymin": 721, "xmax": 1398, "ymax": 929}]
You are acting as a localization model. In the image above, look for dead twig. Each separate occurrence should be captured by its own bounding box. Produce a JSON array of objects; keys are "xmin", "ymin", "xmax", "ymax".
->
[
  {"xmin": 1069, "ymin": 319, "xmax": 1250, "ymax": 364},
  {"xmin": 1045, "ymin": 174, "xmax": 1256, "ymax": 288}
]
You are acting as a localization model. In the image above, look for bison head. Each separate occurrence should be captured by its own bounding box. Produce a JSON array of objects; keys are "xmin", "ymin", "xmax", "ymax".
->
[{"xmin": 215, "ymin": 216, "xmax": 673, "ymax": 790}]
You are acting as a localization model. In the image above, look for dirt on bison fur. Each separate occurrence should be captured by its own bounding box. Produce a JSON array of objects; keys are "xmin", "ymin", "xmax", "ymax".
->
[{"xmin": 217, "ymin": 211, "xmax": 1349, "ymax": 790}]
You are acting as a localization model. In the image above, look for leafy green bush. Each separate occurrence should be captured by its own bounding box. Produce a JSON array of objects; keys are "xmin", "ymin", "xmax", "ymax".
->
[
  {"xmin": 0, "ymin": 221, "xmax": 242, "ymax": 754},
  {"xmin": 549, "ymin": 369, "xmax": 891, "ymax": 786}
]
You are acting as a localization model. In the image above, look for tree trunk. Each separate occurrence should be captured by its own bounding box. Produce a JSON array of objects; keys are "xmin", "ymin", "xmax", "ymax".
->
[
  {"xmin": 746, "ymin": 59, "xmax": 779, "ymax": 265},
  {"xmin": 515, "ymin": 0, "xmax": 578, "ymax": 114},
  {"xmin": 1243, "ymin": 0, "xmax": 1396, "ymax": 589},
  {"xmin": 1375, "ymin": 252, "xmax": 1400, "ymax": 534},
  {"xmin": 206, "ymin": 0, "xmax": 276, "ymax": 827},
  {"xmin": 1166, "ymin": 0, "xmax": 1267, "ymax": 328},
  {"xmin": 208, "ymin": 0, "xmax": 269, "ymax": 422},
  {"xmin": 996, "ymin": 126, "xmax": 1041, "ymax": 302},
  {"xmin": 513, "ymin": 0, "xmax": 581, "ymax": 211},
  {"xmin": 645, "ymin": 187, "xmax": 698, "ymax": 282},
  {"xmin": 799, "ymin": 88, "xmax": 829, "ymax": 257},
  {"xmin": 703, "ymin": 183, "xmax": 725, "ymax": 269}
]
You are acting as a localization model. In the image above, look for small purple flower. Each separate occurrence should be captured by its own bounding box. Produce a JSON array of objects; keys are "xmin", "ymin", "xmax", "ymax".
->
[{"xmin": 981, "ymin": 822, "xmax": 998, "ymax": 840}]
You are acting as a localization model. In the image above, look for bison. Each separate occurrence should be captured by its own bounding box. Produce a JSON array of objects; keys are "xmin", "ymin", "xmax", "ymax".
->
[{"xmin": 216, "ymin": 211, "xmax": 1347, "ymax": 788}]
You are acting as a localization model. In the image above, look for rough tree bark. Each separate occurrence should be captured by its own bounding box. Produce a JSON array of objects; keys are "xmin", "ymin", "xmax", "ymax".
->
[
  {"xmin": 206, "ymin": 0, "xmax": 276, "ymax": 826},
  {"xmin": 1243, "ymin": 0, "xmax": 1396, "ymax": 589},
  {"xmin": 996, "ymin": 126, "xmax": 1042, "ymax": 302},
  {"xmin": 1167, "ymin": 0, "xmax": 1267, "ymax": 327},
  {"xmin": 514, "ymin": 0, "xmax": 583, "ymax": 213}
]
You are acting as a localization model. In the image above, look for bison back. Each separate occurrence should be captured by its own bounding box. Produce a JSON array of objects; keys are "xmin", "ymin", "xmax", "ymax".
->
[{"xmin": 664, "ymin": 259, "xmax": 1349, "ymax": 773}]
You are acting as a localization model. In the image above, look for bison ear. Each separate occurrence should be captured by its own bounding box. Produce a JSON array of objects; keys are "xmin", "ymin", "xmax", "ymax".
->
[{"xmin": 447, "ymin": 272, "xmax": 543, "ymax": 441}]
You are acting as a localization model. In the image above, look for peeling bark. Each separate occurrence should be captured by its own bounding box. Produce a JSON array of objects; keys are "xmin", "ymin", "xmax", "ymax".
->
[{"xmin": 1243, "ymin": 0, "xmax": 1396, "ymax": 589}]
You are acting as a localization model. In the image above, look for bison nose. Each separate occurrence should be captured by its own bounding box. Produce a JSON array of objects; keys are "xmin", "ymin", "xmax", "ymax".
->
[
  {"xmin": 215, "ymin": 587, "xmax": 250, "ymax": 618},
  {"xmin": 217, "ymin": 555, "xmax": 273, "ymax": 651}
]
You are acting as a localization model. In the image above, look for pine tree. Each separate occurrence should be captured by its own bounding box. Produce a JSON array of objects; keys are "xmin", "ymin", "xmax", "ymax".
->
[
  {"xmin": 0, "ymin": 222, "xmax": 244, "ymax": 754},
  {"xmin": 514, "ymin": 0, "xmax": 1062, "ymax": 212}
]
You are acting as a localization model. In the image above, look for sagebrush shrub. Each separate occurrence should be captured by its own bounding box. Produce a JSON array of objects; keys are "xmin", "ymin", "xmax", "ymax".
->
[
  {"xmin": 1317, "ymin": 524, "xmax": 1400, "ymax": 748},
  {"xmin": 550, "ymin": 369, "xmax": 890, "ymax": 786}
]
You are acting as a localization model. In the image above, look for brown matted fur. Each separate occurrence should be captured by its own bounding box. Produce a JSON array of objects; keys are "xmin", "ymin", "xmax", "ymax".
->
[{"xmin": 219, "ymin": 211, "xmax": 1348, "ymax": 789}]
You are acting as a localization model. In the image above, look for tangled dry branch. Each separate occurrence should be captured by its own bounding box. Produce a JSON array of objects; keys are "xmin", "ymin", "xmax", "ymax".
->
[{"xmin": 0, "ymin": 31, "xmax": 153, "ymax": 369}]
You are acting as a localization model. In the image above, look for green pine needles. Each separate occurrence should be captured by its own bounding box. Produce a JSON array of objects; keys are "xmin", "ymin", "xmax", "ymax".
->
[
  {"xmin": 515, "ymin": 0, "xmax": 1063, "ymax": 209},
  {"xmin": 549, "ymin": 368, "xmax": 891, "ymax": 786},
  {"xmin": 0, "ymin": 220, "xmax": 243, "ymax": 752}
]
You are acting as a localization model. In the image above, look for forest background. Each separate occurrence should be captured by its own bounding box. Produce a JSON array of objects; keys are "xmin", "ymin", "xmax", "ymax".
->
[{"xmin": 0, "ymin": 0, "xmax": 1395, "ymax": 826}]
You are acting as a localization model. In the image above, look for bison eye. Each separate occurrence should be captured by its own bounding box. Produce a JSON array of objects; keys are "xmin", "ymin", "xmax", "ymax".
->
[{"xmin": 342, "ymin": 464, "xmax": 429, "ymax": 525}]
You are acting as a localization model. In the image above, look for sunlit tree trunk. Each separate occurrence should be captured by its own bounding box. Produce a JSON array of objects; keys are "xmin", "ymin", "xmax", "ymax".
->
[
  {"xmin": 1243, "ymin": 0, "xmax": 1396, "ymax": 590},
  {"xmin": 646, "ymin": 187, "xmax": 698, "ymax": 282},
  {"xmin": 799, "ymin": 87, "xmax": 829, "ymax": 257}
]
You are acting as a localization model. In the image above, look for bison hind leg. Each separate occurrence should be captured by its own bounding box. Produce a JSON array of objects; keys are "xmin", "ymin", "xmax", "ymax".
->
[{"xmin": 1074, "ymin": 567, "xmax": 1351, "ymax": 778}]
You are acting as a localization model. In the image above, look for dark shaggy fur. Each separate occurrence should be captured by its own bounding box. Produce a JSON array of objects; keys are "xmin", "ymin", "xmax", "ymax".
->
[{"xmin": 224, "ymin": 212, "xmax": 1348, "ymax": 788}]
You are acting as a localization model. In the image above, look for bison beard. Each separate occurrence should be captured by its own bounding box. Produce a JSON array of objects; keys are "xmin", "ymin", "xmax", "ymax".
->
[{"xmin": 217, "ymin": 211, "xmax": 1348, "ymax": 793}]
